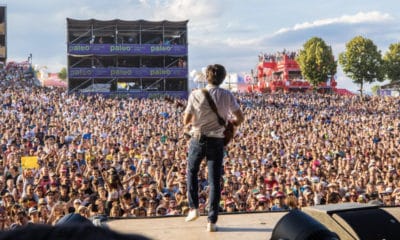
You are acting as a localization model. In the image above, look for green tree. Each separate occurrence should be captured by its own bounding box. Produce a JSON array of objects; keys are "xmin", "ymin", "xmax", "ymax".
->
[
  {"xmin": 383, "ymin": 42, "xmax": 400, "ymax": 87},
  {"xmin": 58, "ymin": 67, "xmax": 67, "ymax": 81},
  {"xmin": 296, "ymin": 37, "xmax": 337, "ymax": 89},
  {"xmin": 339, "ymin": 36, "xmax": 384, "ymax": 98},
  {"xmin": 371, "ymin": 85, "xmax": 381, "ymax": 96}
]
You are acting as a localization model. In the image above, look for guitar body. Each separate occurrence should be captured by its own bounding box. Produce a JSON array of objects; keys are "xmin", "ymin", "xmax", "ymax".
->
[{"xmin": 223, "ymin": 121, "xmax": 235, "ymax": 146}]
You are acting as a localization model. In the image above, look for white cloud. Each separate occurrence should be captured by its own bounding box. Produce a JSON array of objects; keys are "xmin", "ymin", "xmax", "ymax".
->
[
  {"xmin": 153, "ymin": 0, "xmax": 223, "ymax": 21},
  {"xmin": 222, "ymin": 36, "xmax": 263, "ymax": 48},
  {"xmin": 275, "ymin": 11, "xmax": 393, "ymax": 35},
  {"xmin": 196, "ymin": 11, "xmax": 395, "ymax": 54},
  {"xmin": 138, "ymin": 0, "xmax": 150, "ymax": 6}
]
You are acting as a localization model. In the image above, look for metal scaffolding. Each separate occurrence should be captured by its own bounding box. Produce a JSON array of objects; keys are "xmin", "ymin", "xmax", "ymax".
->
[{"xmin": 67, "ymin": 19, "xmax": 188, "ymax": 97}]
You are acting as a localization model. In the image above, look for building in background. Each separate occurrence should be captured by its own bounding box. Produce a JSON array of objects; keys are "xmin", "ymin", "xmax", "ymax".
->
[
  {"xmin": 220, "ymin": 73, "xmax": 249, "ymax": 93},
  {"xmin": 378, "ymin": 82, "xmax": 400, "ymax": 97},
  {"xmin": 253, "ymin": 51, "xmax": 337, "ymax": 93},
  {"xmin": 190, "ymin": 68, "xmax": 249, "ymax": 93},
  {"xmin": 67, "ymin": 19, "xmax": 188, "ymax": 98},
  {"xmin": 37, "ymin": 67, "xmax": 67, "ymax": 88}
]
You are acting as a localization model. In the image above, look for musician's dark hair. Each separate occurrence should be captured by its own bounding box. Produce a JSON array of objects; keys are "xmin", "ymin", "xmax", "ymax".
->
[{"xmin": 206, "ymin": 64, "xmax": 226, "ymax": 86}]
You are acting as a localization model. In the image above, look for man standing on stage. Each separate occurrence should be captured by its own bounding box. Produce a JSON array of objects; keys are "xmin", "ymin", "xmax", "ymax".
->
[{"xmin": 183, "ymin": 64, "xmax": 244, "ymax": 232}]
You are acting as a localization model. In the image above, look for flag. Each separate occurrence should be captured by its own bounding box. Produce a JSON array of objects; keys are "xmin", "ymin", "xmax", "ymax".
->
[{"xmin": 21, "ymin": 156, "xmax": 39, "ymax": 169}]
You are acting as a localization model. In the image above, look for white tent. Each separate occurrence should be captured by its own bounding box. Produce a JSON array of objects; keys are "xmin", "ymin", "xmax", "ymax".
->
[{"xmin": 189, "ymin": 69, "xmax": 251, "ymax": 92}]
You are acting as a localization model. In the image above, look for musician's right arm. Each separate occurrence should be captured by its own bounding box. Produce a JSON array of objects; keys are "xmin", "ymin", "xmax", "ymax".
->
[{"xmin": 183, "ymin": 112, "xmax": 193, "ymax": 133}]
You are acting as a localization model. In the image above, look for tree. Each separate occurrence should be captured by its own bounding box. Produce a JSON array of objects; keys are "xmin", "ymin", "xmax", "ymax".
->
[
  {"xmin": 58, "ymin": 67, "xmax": 67, "ymax": 81},
  {"xmin": 371, "ymin": 85, "xmax": 381, "ymax": 96},
  {"xmin": 339, "ymin": 36, "xmax": 384, "ymax": 98},
  {"xmin": 383, "ymin": 42, "xmax": 400, "ymax": 87},
  {"xmin": 296, "ymin": 37, "xmax": 337, "ymax": 89}
]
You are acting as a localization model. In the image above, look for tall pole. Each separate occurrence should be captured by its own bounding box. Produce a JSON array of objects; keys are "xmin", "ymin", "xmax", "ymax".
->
[{"xmin": 27, "ymin": 53, "xmax": 33, "ymax": 83}]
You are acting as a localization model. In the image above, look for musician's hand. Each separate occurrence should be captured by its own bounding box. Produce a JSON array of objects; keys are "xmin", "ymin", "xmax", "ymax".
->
[
  {"xmin": 183, "ymin": 124, "xmax": 191, "ymax": 133},
  {"xmin": 183, "ymin": 132, "xmax": 192, "ymax": 140}
]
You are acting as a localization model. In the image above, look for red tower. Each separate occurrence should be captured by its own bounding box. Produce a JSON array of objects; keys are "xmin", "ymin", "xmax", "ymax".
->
[{"xmin": 254, "ymin": 52, "xmax": 336, "ymax": 93}]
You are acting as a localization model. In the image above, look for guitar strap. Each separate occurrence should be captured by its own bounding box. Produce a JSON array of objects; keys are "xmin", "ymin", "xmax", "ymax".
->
[{"xmin": 201, "ymin": 89, "xmax": 226, "ymax": 127}]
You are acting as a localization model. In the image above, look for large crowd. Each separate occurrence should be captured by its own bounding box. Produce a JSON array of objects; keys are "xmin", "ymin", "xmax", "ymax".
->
[{"xmin": 0, "ymin": 64, "xmax": 399, "ymax": 230}]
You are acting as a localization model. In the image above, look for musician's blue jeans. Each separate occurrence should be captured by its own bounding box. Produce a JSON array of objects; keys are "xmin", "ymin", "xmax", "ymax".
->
[{"xmin": 186, "ymin": 136, "xmax": 224, "ymax": 224}]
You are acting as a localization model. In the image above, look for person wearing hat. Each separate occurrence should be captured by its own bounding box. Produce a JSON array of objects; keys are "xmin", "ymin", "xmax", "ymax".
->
[
  {"xmin": 302, "ymin": 189, "xmax": 316, "ymax": 206},
  {"xmin": 37, "ymin": 197, "xmax": 47, "ymax": 206},
  {"xmin": 327, "ymin": 182, "xmax": 337, "ymax": 189},
  {"xmin": 160, "ymin": 181, "xmax": 176, "ymax": 199},
  {"xmin": 3, "ymin": 192, "xmax": 14, "ymax": 207},
  {"xmin": 45, "ymin": 190, "xmax": 57, "ymax": 209},
  {"xmin": 140, "ymin": 173, "xmax": 152, "ymax": 187},
  {"xmin": 77, "ymin": 205, "xmax": 90, "ymax": 219},
  {"xmin": 256, "ymin": 194, "xmax": 270, "ymax": 211},
  {"xmin": 225, "ymin": 199, "xmax": 236, "ymax": 213},
  {"xmin": 73, "ymin": 198, "xmax": 82, "ymax": 212},
  {"xmin": 28, "ymin": 207, "xmax": 41, "ymax": 224},
  {"xmin": 162, "ymin": 191, "xmax": 171, "ymax": 200},
  {"xmin": 155, "ymin": 205, "xmax": 167, "ymax": 216},
  {"xmin": 271, "ymin": 191, "xmax": 288, "ymax": 211},
  {"xmin": 380, "ymin": 187, "xmax": 395, "ymax": 206},
  {"xmin": 357, "ymin": 194, "xmax": 367, "ymax": 203}
]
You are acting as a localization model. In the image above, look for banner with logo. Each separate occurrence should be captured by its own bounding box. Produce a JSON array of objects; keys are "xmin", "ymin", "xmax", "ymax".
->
[
  {"xmin": 69, "ymin": 67, "xmax": 187, "ymax": 78},
  {"xmin": 68, "ymin": 44, "xmax": 187, "ymax": 56}
]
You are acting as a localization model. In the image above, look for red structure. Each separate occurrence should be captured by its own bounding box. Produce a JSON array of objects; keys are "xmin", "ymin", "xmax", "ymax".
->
[{"xmin": 250, "ymin": 52, "xmax": 337, "ymax": 93}]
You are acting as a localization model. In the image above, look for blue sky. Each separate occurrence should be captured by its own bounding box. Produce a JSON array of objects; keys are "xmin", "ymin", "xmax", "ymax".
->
[{"xmin": 2, "ymin": 0, "xmax": 400, "ymax": 91}]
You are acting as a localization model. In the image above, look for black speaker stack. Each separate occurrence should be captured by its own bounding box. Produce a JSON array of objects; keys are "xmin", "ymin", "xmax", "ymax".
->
[{"xmin": 271, "ymin": 203, "xmax": 400, "ymax": 240}]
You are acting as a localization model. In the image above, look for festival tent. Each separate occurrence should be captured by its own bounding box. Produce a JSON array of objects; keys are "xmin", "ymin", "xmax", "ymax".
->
[
  {"xmin": 220, "ymin": 73, "xmax": 249, "ymax": 92},
  {"xmin": 189, "ymin": 68, "xmax": 258, "ymax": 93},
  {"xmin": 334, "ymin": 88, "xmax": 355, "ymax": 96}
]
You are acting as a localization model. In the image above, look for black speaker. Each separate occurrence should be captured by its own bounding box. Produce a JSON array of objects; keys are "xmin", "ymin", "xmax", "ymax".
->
[
  {"xmin": 303, "ymin": 203, "xmax": 400, "ymax": 240},
  {"xmin": 271, "ymin": 210, "xmax": 339, "ymax": 240}
]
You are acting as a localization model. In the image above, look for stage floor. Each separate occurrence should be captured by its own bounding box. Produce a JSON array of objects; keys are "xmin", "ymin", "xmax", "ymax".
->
[
  {"xmin": 106, "ymin": 207, "xmax": 400, "ymax": 240},
  {"xmin": 107, "ymin": 212, "xmax": 287, "ymax": 240}
]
